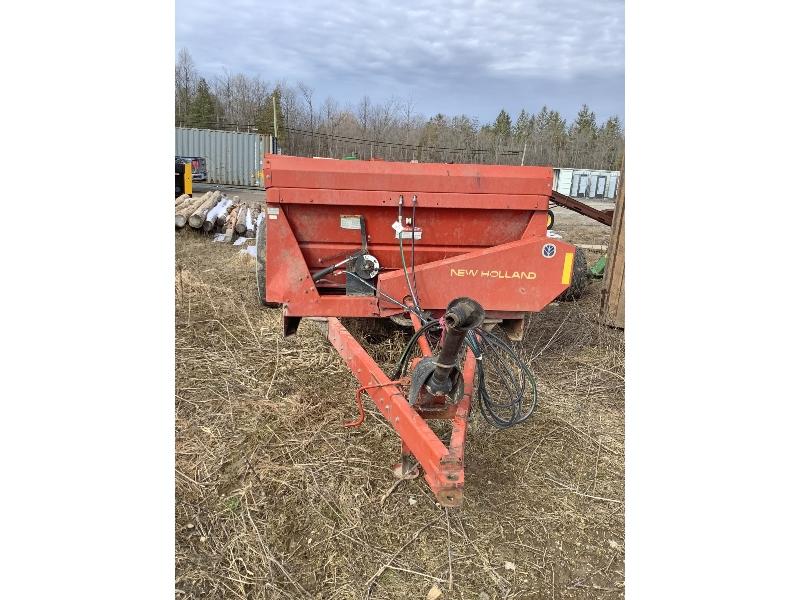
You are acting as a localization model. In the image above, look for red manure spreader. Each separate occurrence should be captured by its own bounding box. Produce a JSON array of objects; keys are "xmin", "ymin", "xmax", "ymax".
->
[{"xmin": 258, "ymin": 156, "xmax": 577, "ymax": 506}]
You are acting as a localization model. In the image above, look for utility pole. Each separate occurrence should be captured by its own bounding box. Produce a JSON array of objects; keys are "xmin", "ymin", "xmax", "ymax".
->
[{"xmin": 272, "ymin": 94, "xmax": 279, "ymax": 153}]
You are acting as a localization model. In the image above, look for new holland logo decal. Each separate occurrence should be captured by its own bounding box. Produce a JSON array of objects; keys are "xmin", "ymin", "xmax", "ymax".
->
[
  {"xmin": 449, "ymin": 268, "xmax": 537, "ymax": 280},
  {"xmin": 542, "ymin": 243, "xmax": 557, "ymax": 258}
]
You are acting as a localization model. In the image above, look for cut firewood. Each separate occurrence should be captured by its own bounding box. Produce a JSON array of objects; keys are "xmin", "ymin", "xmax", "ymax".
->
[
  {"xmin": 214, "ymin": 198, "xmax": 237, "ymax": 231},
  {"xmin": 175, "ymin": 196, "xmax": 195, "ymax": 213},
  {"xmin": 203, "ymin": 196, "xmax": 231, "ymax": 232},
  {"xmin": 235, "ymin": 202, "xmax": 248, "ymax": 234},
  {"xmin": 225, "ymin": 205, "xmax": 240, "ymax": 229},
  {"xmin": 175, "ymin": 193, "xmax": 209, "ymax": 228},
  {"xmin": 189, "ymin": 191, "xmax": 222, "ymax": 229},
  {"xmin": 245, "ymin": 208, "xmax": 255, "ymax": 238}
]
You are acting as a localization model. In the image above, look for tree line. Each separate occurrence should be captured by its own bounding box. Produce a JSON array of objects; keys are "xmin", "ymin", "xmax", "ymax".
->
[{"xmin": 176, "ymin": 48, "xmax": 623, "ymax": 170}]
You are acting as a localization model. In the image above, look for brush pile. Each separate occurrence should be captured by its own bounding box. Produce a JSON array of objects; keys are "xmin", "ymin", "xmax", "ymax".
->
[{"xmin": 175, "ymin": 192, "xmax": 263, "ymax": 242}]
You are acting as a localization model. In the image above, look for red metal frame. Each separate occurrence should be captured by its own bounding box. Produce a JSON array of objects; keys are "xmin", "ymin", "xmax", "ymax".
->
[{"xmin": 324, "ymin": 315, "xmax": 475, "ymax": 506}]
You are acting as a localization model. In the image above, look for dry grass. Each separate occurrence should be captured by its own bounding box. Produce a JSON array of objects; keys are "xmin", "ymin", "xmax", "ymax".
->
[{"xmin": 175, "ymin": 218, "xmax": 624, "ymax": 599}]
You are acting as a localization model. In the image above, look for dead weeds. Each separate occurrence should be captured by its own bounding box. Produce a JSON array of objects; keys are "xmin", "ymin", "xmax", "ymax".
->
[{"xmin": 175, "ymin": 223, "xmax": 624, "ymax": 599}]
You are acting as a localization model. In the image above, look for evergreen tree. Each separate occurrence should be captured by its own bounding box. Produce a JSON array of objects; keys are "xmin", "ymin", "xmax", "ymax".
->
[
  {"xmin": 596, "ymin": 115, "xmax": 623, "ymax": 169},
  {"xmin": 513, "ymin": 108, "xmax": 531, "ymax": 143},
  {"xmin": 542, "ymin": 108, "xmax": 567, "ymax": 165},
  {"xmin": 534, "ymin": 105, "xmax": 550, "ymax": 128},
  {"xmin": 567, "ymin": 104, "xmax": 598, "ymax": 166},
  {"xmin": 572, "ymin": 104, "xmax": 597, "ymax": 135},
  {"xmin": 187, "ymin": 78, "xmax": 217, "ymax": 129},
  {"xmin": 493, "ymin": 109, "xmax": 512, "ymax": 139}
]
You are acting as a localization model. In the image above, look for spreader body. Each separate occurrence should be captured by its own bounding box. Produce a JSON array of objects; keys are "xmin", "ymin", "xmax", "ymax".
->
[{"xmin": 263, "ymin": 156, "xmax": 576, "ymax": 332}]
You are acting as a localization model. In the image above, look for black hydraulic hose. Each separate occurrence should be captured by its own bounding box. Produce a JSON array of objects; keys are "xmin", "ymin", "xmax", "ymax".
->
[
  {"xmin": 391, "ymin": 319, "xmax": 441, "ymax": 379},
  {"xmin": 391, "ymin": 323, "xmax": 537, "ymax": 428},
  {"xmin": 467, "ymin": 327, "xmax": 538, "ymax": 428}
]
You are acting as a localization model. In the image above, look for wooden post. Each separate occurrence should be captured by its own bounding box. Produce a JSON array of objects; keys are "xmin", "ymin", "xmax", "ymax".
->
[
  {"xmin": 273, "ymin": 94, "xmax": 279, "ymax": 146},
  {"xmin": 599, "ymin": 158, "xmax": 625, "ymax": 329}
]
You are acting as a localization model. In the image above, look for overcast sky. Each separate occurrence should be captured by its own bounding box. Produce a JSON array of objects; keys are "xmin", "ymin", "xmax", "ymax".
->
[{"xmin": 176, "ymin": 0, "xmax": 624, "ymax": 124}]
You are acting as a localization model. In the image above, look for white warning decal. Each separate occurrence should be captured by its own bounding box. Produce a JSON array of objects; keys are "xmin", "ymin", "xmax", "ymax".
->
[
  {"xmin": 392, "ymin": 220, "xmax": 422, "ymax": 240},
  {"xmin": 340, "ymin": 215, "xmax": 362, "ymax": 230}
]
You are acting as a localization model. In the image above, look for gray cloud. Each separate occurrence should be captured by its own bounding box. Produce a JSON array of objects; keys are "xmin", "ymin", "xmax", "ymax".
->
[{"xmin": 176, "ymin": 0, "xmax": 623, "ymax": 122}]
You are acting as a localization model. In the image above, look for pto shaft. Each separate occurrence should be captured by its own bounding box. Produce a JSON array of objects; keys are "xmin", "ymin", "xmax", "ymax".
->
[{"xmin": 426, "ymin": 298, "xmax": 485, "ymax": 395}]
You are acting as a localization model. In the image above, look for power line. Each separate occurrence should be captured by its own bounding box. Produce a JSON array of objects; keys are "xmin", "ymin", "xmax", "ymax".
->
[
  {"xmin": 176, "ymin": 121, "xmax": 525, "ymax": 157},
  {"xmin": 175, "ymin": 122, "xmax": 620, "ymax": 169},
  {"xmin": 282, "ymin": 125, "xmax": 526, "ymax": 158}
]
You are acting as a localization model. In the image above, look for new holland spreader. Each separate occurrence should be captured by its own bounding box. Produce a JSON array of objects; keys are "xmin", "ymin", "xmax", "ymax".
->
[{"xmin": 258, "ymin": 156, "xmax": 577, "ymax": 507}]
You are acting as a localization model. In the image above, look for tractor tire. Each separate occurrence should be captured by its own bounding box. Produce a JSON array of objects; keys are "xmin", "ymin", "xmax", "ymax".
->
[
  {"xmin": 557, "ymin": 247, "xmax": 589, "ymax": 301},
  {"xmin": 547, "ymin": 209, "xmax": 555, "ymax": 230},
  {"xmin": 256, "ymin": 216, "xmax": 280, "ymax": 308}
]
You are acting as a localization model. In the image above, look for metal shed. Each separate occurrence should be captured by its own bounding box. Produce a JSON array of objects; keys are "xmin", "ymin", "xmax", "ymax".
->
[{"xmin": 175, "ymin": 127, "xmax": 274, "ymax": 187}]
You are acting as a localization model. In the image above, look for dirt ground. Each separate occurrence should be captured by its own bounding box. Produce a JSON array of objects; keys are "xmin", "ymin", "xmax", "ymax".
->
[{"xmin": 175, "ymin": 203, "xmax": 624, "ymax": 599}]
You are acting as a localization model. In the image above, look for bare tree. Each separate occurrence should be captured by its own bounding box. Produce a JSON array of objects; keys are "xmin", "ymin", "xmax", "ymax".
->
[
  {"xmin": 297, "ymin": 82, "xmax": 317, "ymax": 154},
  {"xmin": 175, "ymin": 48, "xmax": 198, "ymax": 126},
  {"xmin": 277, "ymin": 82, "xmax": 300, "ymax": 153},
  {"xmin": 322, "ymin": 97, "xmax": 343, "ymax": 157},
  {"xmin": 401, "ymin": 94, "xmax": 415, "ymax": 146},
  {"xmin": 355, "ymin": 96, "xmax": 370, "ymax": 157}
]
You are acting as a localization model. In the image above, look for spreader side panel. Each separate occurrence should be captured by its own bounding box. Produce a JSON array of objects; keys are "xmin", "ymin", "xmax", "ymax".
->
[{"xmin": 378, "ymin": 237, "xmax": 577, "ymax": 314}]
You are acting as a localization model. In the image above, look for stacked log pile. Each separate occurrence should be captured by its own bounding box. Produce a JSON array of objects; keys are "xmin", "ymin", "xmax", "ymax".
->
[{"xmin": 175, "ymin": 192, "xmax": 262, "ymax": 242}]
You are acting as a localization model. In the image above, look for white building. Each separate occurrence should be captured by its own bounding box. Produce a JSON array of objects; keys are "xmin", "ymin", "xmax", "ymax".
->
[{"xmin": 553, "ymin": 168, "xmax": 620, "ymax": 200}]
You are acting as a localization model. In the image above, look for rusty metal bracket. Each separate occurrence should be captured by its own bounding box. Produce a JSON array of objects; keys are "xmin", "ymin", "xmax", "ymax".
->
[
  {"xmin": 346, "ymin": 380, "xmax": 405, "ymax": 428},
  {"xmin": 550, "ymin": 191, "xmax": 614, "ymax": 226}
]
